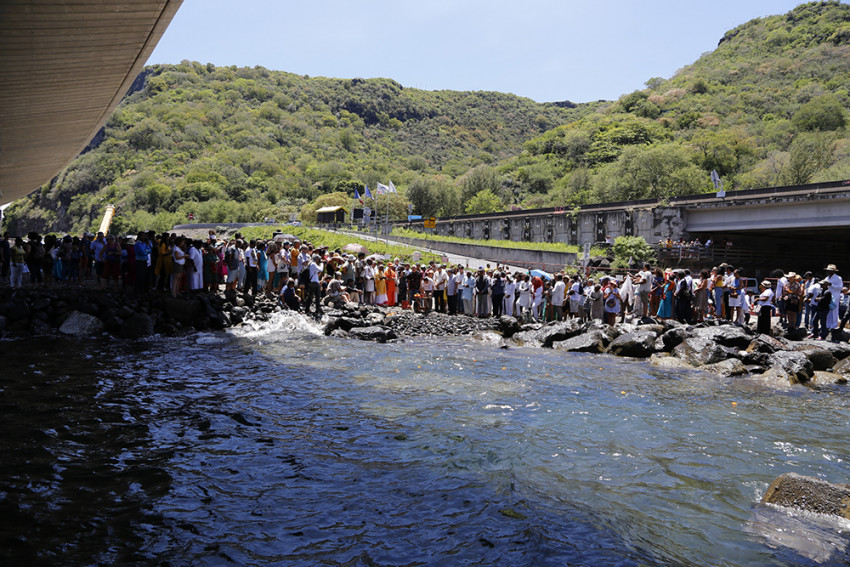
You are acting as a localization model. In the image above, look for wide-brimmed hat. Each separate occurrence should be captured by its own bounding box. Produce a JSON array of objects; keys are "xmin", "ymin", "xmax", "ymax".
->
[
  {"xmin": 785, "ymin": 271, "xmax": 797, "ymax": 279},
  {"xmin": 760, "ymin": 280, "xmax": 772, "ymax": 287},
  {"xmin": 826, "ymin": 264, "xmax": 838, "ymax": 272}
]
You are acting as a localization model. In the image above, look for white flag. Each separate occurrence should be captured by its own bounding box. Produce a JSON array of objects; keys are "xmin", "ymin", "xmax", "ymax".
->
[{"xmin": 376, "ymin": 182, "xmax": 390, "ymax": 195}]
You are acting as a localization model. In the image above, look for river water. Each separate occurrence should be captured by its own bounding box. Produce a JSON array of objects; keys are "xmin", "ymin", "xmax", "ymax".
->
[{"xmin": 2, "ymin": 313, "xmax": 849, "ymax": 565}]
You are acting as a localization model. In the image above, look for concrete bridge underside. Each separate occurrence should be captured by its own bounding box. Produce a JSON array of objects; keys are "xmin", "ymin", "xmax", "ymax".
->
[{"xmin": 0, "ymin": 0, "xmax": 182, "ymax": 206}]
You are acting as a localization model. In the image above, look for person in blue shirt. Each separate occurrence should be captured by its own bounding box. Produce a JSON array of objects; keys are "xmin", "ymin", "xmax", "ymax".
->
[{"xmin": 133, "ymin": 232, "xmax": 152, "ymax": 294}]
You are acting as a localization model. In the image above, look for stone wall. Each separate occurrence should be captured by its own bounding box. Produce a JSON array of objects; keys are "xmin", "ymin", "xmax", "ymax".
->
[{"xmin": 433, "ymin": 206, "xmax": 685, "ymax": 246}]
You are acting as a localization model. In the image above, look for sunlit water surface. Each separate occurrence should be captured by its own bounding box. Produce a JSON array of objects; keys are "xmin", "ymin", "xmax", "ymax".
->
[{"xmin": 1, "ymin": 312, "xmax": 849, "ymax": 565}]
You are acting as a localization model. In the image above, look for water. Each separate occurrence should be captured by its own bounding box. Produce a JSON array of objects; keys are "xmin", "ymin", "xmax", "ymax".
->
[{"xmin": 2, "ymin": 313, "xmax": 849, "ymax": 565}]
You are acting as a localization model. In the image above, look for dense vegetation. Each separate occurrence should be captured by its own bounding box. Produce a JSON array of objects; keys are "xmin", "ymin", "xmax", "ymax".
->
[
  {"xmin": 4, "ymin": 64, "xmax": 591, "ymax": 235},
  {"xmin": 5, "ymin": 1, "xmax": 850, "ymax": 235}
]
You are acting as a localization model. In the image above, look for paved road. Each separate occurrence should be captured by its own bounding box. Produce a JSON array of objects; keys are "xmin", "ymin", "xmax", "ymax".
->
[{"xmin": 328, "ymin": 229, "xmax": 526, "ymax": 272}]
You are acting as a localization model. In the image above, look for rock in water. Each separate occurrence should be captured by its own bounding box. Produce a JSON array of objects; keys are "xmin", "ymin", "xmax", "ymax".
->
[
  {"xmin": 120, "ymin": 313, "xmax": 155, "ymax": 339},
  {"xmin": 768, "ymin": 350, "xmax": 814, "ymax": 384},
  {"xmin": 607, "ymin": 331, "xmax": 657, "ymax": 358},
  {"xmin": 761, "ymin": 473, "xmax": 850, "ymax": 519},
  {"xmin": 672, "ymin": 336, "xmax": 728, "ymax": 367},
  {"xmin": 59, "ymin": 310, "xmax": 104, "ymax": 336}
]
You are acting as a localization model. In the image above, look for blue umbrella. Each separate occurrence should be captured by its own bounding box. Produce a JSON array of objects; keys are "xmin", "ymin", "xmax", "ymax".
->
[{"xmin": 529, "ymin": 269, "xmax": 553, "ymax": 280}]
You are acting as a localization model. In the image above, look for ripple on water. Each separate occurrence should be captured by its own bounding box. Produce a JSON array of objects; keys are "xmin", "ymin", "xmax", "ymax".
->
[{"xmin": 2, "ymin": 328, "xmax": 850, "ymax": 565}]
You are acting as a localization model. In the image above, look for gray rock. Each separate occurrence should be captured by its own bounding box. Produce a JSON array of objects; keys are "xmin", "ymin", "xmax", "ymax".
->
[
  {"xmin": 348, "ymin": 325, "xmax": 396, "ymax": 343},
  {"xmin": 809, "ymin": 371, "xmax": 848, "ymax": 386},
  {"xmin": 497, "ymin": 315, "xmax": 521, "ymax": 338},
  {"xmin": 330, "ymin": 329, "xmax": 350, "ymax": 339},
  {"xmin": 783, "ymin": 326, "xmax": 808, "ymax": 341},
  {"xmin": 741, "ymin": 350, "xmax": 771, "ymax": 366},
  {"xmin": 30, "ymin": 318, "xmax": 54, "ymax": 336},
  {"xmin": 607, "ymin": 331, "xmax": 656, "ymax": 358},
  {"xmin": 120, "ymin": 313, "xmax": 155, "ymax": 339},
  {"xmin": 552, "ymin": 330, "xmax": 609, "ymax": 353},
  {"xmin": 539, "ymin": 320, "xmax": 583, "ymax": 347},
  {"xmin": 768, "ymin": 350, "xmax": 814, "ymax": 384},
  {"xmin": 792, "ymin": 344, "xmax": 837, "ymax": 371},
  {"xmin": 806, "ymin": 340, "xmax": 850, "ymax": 361},
  {"xmin": 59, "ymin": 310, "xmax": 105, "ymax": 336},
  {"xmin": 747, "ymin": 334, "xmax": 788, "ymax": 354},
  {"xmin": 510, "ymin": 329, "xmax": 543, "ymax": 348},
  {"xmin": 701, "ymin": 358, "xmax": 748, "ymax": 377},
  {"xmin": 672, "ymin": 336, "xmax": 728, "ymax": 367},
  {"xmin": 163, "ymin": 297, "xmax": 204, "ymax": 324},
  {"xmin": 365, "ymin": 312, "xmax": 386, "ymax": 326},
  {"xmin": 656, "ymin": 327, "xmax": 688, "ymax": 352},
  {"xmin": 692, "ymin": 325, "xmax": 753, "ymax": 349},
  {"xmin": 0, "ymin": 314, "xmax": 7, "ymax": 332},
  {"xmin": 649, "ymin": 353, "xmax": 694, "ymax": 369},
  {"xmin": 832, "ymin": 357, "xmax": 850, "ymax": 376},
  {"xmin": 337, "ymin": 316, "xmax": 368, "ymax": 331}
]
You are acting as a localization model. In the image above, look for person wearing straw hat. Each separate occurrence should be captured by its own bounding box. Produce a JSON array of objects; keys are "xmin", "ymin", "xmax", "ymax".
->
[
  {"xmin": 825, "ymin": 264, "xmax": 842, "ymax": 341},
  {"xmin": 755, "ymin": 280, "xmax": 775, "ymax": 335}
]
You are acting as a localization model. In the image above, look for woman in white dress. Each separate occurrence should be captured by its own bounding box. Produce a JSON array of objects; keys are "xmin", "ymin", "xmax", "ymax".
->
[
  {"xmin": 503, "ymin": 275, "xmax": 516, "ymax": 317},
  {"xmin": 517, "ymin": 274, "xmax": 532, "ymax": 319},
  {"xmin": 189, "ymin": 240, "xmax": 203, "ymax": 290},
  {"xmin": 532, "ymin": 278, "xmax": 544, "ymax": 321}
]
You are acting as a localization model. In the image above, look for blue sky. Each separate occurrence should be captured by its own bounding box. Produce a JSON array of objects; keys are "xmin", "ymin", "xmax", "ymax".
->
[{"xmin": 148, "ymin": 1, "xmax": 833, "ymax": 103}]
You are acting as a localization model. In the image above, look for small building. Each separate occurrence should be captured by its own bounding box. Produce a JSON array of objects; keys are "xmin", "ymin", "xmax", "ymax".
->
[{"xmin": 316, "ymin": 205, "xmax": 348, "ymax": 224}]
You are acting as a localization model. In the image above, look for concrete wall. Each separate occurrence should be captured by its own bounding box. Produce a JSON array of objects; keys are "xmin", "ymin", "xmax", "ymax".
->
[
  {"xmin": 434, "ymin": 207, "xmax": 685, "ymax": 246},
  {"xmin": 387, "ymin": 235, "xmax": 576, "ymax": 272}
]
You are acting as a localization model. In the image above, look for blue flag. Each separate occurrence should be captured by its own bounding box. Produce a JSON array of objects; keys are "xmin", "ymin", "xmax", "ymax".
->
[{"xmin": 364, "ymin": 185, "xmax": 373, "ymax": 200}]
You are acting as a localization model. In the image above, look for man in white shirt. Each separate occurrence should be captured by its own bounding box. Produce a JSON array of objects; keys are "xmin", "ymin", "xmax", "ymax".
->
[
  {"xmin": 305, "ymin": 254, "xmax": 323, "ymax": 315},
  {"xmin": 244, "ymin": 240, "xmax": 258, "ymax": 295},
  {"xmin": 433, "ymin": 264, "xmax": 448, "ymax": 313},
  {"xmin": 825, "ymin": 264, "xmax": 842, "ymax": 338},
  {"xmin": 775, "ymin": 273, "xmax": 787, "ymax": 325},
  {"xmin": 551, "ymin": 274, "xmax": 566, "ymax": 321},
  {"xmin": 635, "ymin": 263, "xmax": 653, "ymax": 317}
]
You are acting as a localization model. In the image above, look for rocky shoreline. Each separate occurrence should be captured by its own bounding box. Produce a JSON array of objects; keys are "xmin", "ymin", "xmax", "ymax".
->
[{"xmin": 3, "ymin": 286, "xmax": 848, "ymax": 387}]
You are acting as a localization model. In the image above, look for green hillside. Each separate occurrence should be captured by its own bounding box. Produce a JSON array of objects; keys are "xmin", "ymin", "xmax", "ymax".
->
[
  {"xmin": 3, "ymin": 63, "xmax": 595, "ymax": 235},
  {"xmin": 5, "ymin": 1, "xmax": 850, "ymax": 235},
  {"xmin": 499, "ymin": 0, "xmax": 850, "ymax": 209}
]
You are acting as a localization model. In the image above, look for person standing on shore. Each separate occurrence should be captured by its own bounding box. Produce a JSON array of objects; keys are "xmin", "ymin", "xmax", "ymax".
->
[
  {"xmin": 550, "ymin": 274, "xmax": 566, "ymax": 321},
  {"xmin": 503, "ymin": 273, "xmax": 516, "ymax": 317},
  {"xmin": 825, "ymin": 264, "xmax": 842, "ymax": 341},
  {"xmin": 304, "ymin": 254, "xmax": 323, "ymax": 315},
  {"xmin": 755, "ymin": 280, "xmax": 775, "ymax": 335},
  {"xmin": 134, "ymin": 233, "xmax": 151, "ymax": 294}
]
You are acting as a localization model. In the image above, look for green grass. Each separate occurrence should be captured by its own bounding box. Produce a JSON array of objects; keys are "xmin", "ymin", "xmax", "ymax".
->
[
  {"xmin": 239, "ymin": 225, "xmax": 441, "ymax": 262},
  {"xmin": 391, "ymin": 227, "xmax": 606, "ymax": 255}
]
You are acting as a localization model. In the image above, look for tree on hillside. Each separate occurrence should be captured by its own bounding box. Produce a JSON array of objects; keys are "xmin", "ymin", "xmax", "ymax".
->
[
  {"xmin": 465, "ymin": 189, "xmax": 503, "ymax": 215},
  {"xmin": 792, "ymin": 94, "xmax": 847, "ymax": 132},
  {"xmin": 406, "ymin": 177, "xmax": 441, "ymax": 217},
  {"xmin": 784, "ymin": 132, "xmax": 837, "ymax": 185},
  {"xmin": 459, "ymin": 165, "xmax": 499, "ymax": 203},
  {"xmin": 594, "ymin": 144, "xmax": 707, "ymax": 201}
]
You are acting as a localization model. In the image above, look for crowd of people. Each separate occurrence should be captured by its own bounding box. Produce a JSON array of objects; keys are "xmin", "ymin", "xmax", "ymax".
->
[{"xmin": 1, "ymin": 230, "xmax": 847, "ymax": 342}]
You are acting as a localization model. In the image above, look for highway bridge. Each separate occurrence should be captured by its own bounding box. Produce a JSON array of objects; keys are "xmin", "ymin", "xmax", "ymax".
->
[
  {"xmin": 423, "ymin": 180, "xmax": 850, "ymax": 275},
  {"xmin": 0, "ymin": 0, "xmax": 183, "ymax": 206}
]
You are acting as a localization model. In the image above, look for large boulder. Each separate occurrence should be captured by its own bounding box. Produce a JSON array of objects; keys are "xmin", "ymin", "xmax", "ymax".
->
[
  {"xmin": 692, "ymin": 325, "xmax": 753, "ymax": 349},
  {"xmin": 337, "ymin": 316, "xmax": 368, "ymax": 331},
  {"xmin": 809, "ymin": 340, "xmax": 850, "ymax": 362},
  {"xmin": 655, "ymin": 327, "xmax": 688, "ymax": 352},
  {"xmin": 747, "ymin": 334, "xmax": 788, "ymax": 354},
  {"xmin": 768, "ymin": 351, "xmax": 814, "ymax": 384},
  {"xmin": 120, "ymin": 313, "xmax": 155, "ymax": 339},
  {"xmin": 792, "ymin": 344, "xmax": 837, "ymax": 371},
  {"xmin": 497, "ymin": 315, "xmax": 522, "ymax": 338},
  {"xmin": 809, "ymin": 371, "xmax": 848, "ymax": 386},
  {"xmin": 552, "ymin": 330, "xmax": 610, "ymax": 353},
  {"xmin": 672, "ymin": 336, "xmax": 729, "ymax": 367},
  {"xmin": 832, "ymin": 357, "xmax": 850, "ymax": 376},
  {"xmin": 163, "ymin": 297, "xmax": 204, "ymax": 324},
  {"xmin": 58, "ymin": 310, "xmax": 104, "ymax": 336},
  {"xmin": 348, "ymin": 325, "xmax": 396, "ymax": 343},
  {"xmin": 539, "ymin": 320, "xmax": 583, "ymax": 348},
  {"xmin": 761, "ymin": 473, "xmax": 850, "ymax": 519},
  {"xmin": 607, "ymin": 331, "xmax": 656, "ymax": 358},
  {"xmin": 701, "ymin": 358, "xmax": 748, "ymax": 377},
  {"xmin": 649, "ymin": 353, "xmax": 694, "ymax": 370}
]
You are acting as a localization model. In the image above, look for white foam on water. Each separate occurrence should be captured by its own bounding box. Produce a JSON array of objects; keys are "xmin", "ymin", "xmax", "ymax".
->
[{"xmin": 228, "ymin": 310, "xmax": 324, "ymax": 341}]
